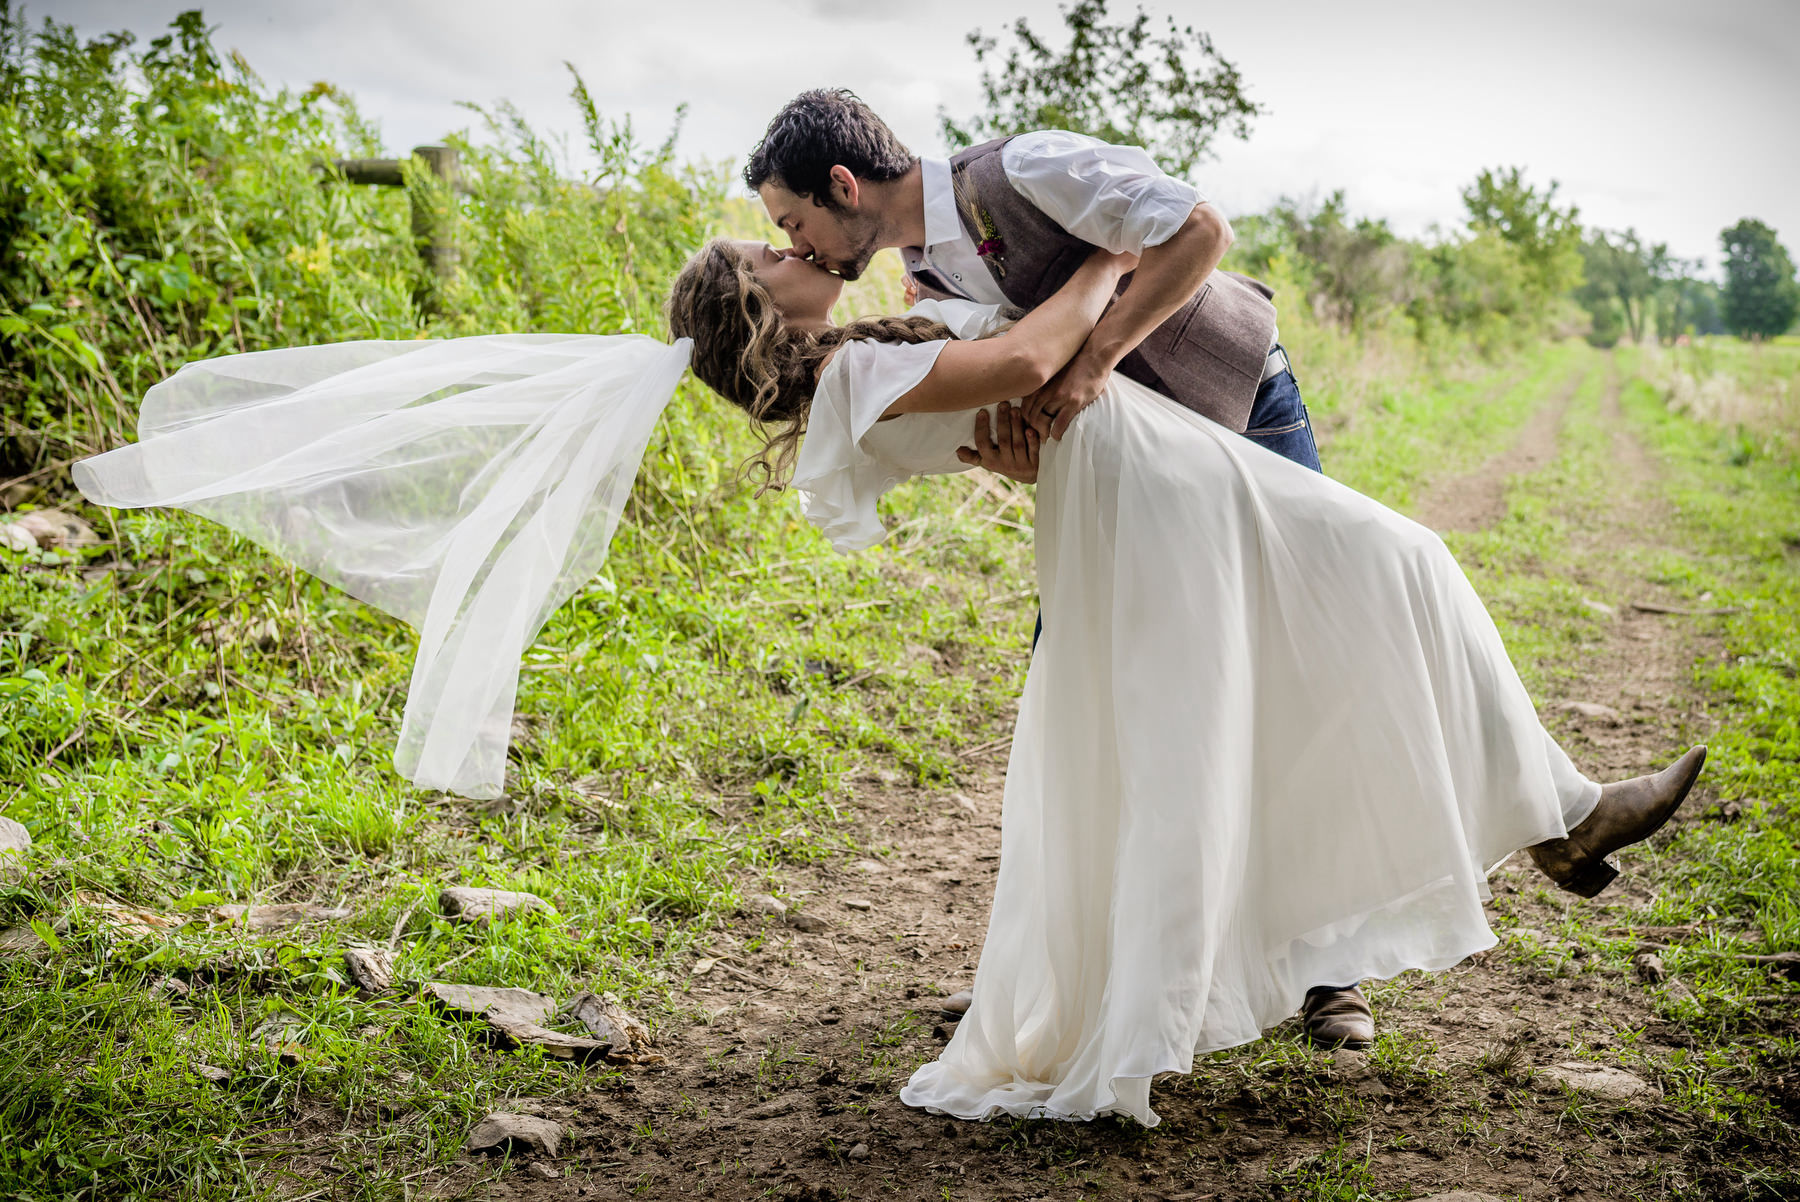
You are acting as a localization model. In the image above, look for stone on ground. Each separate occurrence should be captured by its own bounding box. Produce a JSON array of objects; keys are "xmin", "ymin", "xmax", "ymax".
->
[
  {"xmin": 1541, "ymin": 1061, "xmax": 1662, "ymax": 1103},
  {"xmin": 425, "ymin": 982, "xmax": 556, "ymax": 1025},
  {"xmin": 0, "ymin": 523, "xmax": 36, "ymax": 554},
  {"xmin": 0, "ymin": 927, "xmax": 48, "ymax": 957},
  {"xmin": 1560, "ymin": 700, "xmax": 1621, "ymax": 722},
  {"xmin": 427, "ymin": 982, "xmax": 623, "ymax": 1064},
  {"xmin": 785, "ymin": 909, "xmax": 830, "ymax": 934},
  {"xmin": 467, "ymin": 1113, "xmax": 563, "ymax": 1158},
  {"xmin": 525, "ymin": 1162, "xmax": 560, "ymax": 1180},
  {"xmin": 742, "ymin": 893, "xmax": 787, "ymax": 917},
  {"xmin": 12, "ymin": 510, "xmax": 98, "ymax": 549},
  {"xmin": 0, "ymin": 816, "xmax": 30, "ymax": 857},
  {"xmin": 343, "ymin": 946, "xmax": 395, "ymax": 993},
  {"xmin": 211, "ymin": 902, "xmax": 352, "ymax": 930},
  {"xmin": 741, "ymin": 1093, "xmax": 807, "ymax": 1120},
  {"xmin": 439, "ymin": 886, "xmax": 551, "ymax": 922},
  {"xmin": 563, "ymin": 991, "xmax": 652, "ymax": 1058}
]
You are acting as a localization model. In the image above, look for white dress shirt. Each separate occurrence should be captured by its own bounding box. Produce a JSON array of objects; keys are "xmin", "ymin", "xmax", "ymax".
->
[{"xmin": 902, "ymin": 131, "xmax": 1278, "ymax": 357}]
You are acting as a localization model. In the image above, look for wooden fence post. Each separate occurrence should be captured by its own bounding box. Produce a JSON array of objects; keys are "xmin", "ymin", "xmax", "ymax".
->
[{"xmin": 327, "ymin": 145, "xmax": 462, "ymax": 310}]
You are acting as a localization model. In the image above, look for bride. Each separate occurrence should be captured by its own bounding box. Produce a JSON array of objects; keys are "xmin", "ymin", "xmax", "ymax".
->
[{"xmin": 665, "ymin": 237, "xmax": 1706, "ymax": 1126}]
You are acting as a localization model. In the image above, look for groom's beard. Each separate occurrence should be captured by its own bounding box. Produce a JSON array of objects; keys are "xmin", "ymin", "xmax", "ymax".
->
[{"xmin": 824, "ymin": 212, "xmax": 883, "ymax": 282}]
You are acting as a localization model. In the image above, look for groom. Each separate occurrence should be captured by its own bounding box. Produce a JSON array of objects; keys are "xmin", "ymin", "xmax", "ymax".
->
[{"xmin": 743, "ymin": 89, "xmax": 1371, "ymax": 1045}]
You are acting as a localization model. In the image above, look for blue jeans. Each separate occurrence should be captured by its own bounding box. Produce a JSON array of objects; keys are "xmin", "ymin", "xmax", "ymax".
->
[
  {"xmin": 1032, "ymin": 349, "xmax": 1321, "ymax": 647},
  {"xmin": 1241, "ymin": 354, "xmax": 1322, "ymax": 473}
]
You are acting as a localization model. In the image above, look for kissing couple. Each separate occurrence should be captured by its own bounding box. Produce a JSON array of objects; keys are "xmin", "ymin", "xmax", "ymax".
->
[{"xmin": 76, "ymin": 88, "xmax": 1708, "ymax": 1127}]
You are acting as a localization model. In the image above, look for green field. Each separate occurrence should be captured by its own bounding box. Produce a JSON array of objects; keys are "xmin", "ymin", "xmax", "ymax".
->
[
  {"xmin": 4, "ymin": 9, "xmax": 1800, "ymax": 1200},
  {"xmin": 4, "ymin": 331, "xmax": 1798, "ymax": 1200}
]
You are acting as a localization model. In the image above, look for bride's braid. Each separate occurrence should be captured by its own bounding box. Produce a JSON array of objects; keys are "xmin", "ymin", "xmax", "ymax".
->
[{"xmin": 668, "ymin": 239, "xmax": 951, "ymax": 492}]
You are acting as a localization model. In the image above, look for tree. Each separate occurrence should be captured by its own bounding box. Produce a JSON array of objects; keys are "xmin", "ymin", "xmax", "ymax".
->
[
  {"xmin": 1719, "ymin": 218, "xmax": 1799, "ymax": 340},
  {"xmin": 1576, "ymin": 229, "xmax": 1669, "ymax": 345},
  {"xmin": 1460, "ymin": 167, "xmax": 1584, "ymax": 300},
  {"xmin": 939, "ymin": 0, "xmax": 1264, "ymax": 180},
  {"xmin": 1270, "ymin": 192, "xmax": 1415, "ymax": 331}
]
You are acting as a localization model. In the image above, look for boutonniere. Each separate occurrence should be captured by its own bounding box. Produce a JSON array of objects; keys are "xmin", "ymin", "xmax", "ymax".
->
[{"xmin": 975, "ymin": 207, "xmax": 1006, "ymax": 278}]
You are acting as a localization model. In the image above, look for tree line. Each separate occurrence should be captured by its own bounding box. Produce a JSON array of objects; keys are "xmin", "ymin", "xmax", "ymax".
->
[
  {"xmin": 2, "ymin": 3, "xmax": 1794, "ymax": 481},
  {"xmin": 943, "ymin": 0, "xmax": 1800, "ymax": 349}
]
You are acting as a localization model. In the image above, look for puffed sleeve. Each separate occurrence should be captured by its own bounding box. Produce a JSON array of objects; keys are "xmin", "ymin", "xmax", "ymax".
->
[{"xmin": 789, "ymin": 337, "xmax": 949, "ymax": 554}]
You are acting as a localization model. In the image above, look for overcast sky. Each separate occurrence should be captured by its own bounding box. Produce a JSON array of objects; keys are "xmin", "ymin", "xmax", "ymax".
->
[{"xmin": 43, "ymin": 0, "xmax": 1800, "ymax": 275}]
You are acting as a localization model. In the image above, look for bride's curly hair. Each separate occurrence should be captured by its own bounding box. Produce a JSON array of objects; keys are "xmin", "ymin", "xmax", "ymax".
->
[{"xmin": 667, "ymin": 238, "xmax": 950, "ymax": 493}]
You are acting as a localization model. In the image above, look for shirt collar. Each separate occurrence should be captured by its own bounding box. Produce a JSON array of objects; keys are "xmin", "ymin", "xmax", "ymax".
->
[{"xmin": 921, "ymin": 158, "xmax": 968, "ymax": 249}]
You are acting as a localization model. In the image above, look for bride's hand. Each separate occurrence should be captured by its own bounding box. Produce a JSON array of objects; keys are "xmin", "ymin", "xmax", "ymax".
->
[{"xmin": 957, "ymin": 403, "xmax": 1040, "ymax": 485}]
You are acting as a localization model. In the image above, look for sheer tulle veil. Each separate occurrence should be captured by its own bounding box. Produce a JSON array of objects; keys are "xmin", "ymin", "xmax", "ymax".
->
[{"xmin": 73, "ymin": 333, "xmax": 695, "ymax": 799}]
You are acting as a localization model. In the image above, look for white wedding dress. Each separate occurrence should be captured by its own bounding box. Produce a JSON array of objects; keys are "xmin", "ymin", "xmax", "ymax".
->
[{"xmin": 791, "ymin": 300, "xmax": 1600, "ymax": 1127}]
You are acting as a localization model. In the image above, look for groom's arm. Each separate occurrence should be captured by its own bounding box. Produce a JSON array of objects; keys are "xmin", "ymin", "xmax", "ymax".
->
[
  {"xmin": 998, "ymin": 132, "xmax": 1232, "ymax": 438},
  {"xmin": 1028, "ymin": 204, "xmax": 1234, "ymax": 438}
]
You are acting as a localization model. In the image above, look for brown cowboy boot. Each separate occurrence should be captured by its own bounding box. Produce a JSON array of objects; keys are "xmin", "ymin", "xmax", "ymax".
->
[
  {"xmin": 1528, "ymin": 745, "xmax": 1707, "ymax": 898},
  {"xmin": 1301, "ymin": 984, "xmax": 1374, "ymax": 1049}
]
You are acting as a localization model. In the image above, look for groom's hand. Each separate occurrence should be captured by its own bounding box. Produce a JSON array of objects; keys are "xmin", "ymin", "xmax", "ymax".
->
[
  {"xmin": 1025, "ymin": 347, "xmax": 1112, "ymax": 440},
  {"xmin": 957, "ymin": 403, "xmax": 1039, "ymax": 484}
]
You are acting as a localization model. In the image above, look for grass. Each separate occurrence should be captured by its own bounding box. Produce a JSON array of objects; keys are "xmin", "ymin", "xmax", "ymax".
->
[{"xmin": 2, "ymin": 333, "xmax": 1797, "ymax": 1199}]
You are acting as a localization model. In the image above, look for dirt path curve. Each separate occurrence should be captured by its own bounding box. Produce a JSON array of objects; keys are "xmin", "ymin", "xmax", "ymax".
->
[{"xmin": 493, "ymin": 358, "xmax": 1729, "ymax": 1202}]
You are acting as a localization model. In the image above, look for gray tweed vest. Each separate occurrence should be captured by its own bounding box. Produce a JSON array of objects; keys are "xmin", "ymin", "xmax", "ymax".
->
[{"xmin": 908, "ymin": 137, "xmax": 1277, "ymax": 432}]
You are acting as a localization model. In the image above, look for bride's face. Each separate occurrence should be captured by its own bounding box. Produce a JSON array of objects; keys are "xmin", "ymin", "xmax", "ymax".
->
[{"xmin": 736, "ymin": 239, "xmax": 842, "ymax": 328}]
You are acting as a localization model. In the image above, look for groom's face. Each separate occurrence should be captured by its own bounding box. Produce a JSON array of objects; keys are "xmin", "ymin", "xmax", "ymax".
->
[{"xmin": 759, "ymin": 175, "xmax": 882, "ymax": 282}]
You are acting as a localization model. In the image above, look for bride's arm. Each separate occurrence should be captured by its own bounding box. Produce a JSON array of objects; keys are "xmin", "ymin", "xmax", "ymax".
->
[{"xmin": 879, "ymin": 251, "xmax": 1134, "ymax": 417}]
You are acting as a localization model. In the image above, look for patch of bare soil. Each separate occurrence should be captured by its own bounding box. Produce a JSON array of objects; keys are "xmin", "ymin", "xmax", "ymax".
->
[
  {"xmin": 1412, "ymin": 370, "xmax": 1580, "ymax": 535},
  {"xmin": 467, "ymin": 373, "xmax": 1774, "ymax": 1201}
]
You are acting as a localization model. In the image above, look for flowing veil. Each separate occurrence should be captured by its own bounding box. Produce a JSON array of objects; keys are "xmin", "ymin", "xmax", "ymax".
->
[{"xmin": 73, "ymin": 333, "xmax": 695, "ymax": 799}]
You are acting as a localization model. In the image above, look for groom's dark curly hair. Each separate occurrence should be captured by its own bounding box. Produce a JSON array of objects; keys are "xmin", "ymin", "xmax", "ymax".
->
[{"xmin": 744, "ymin": 88, "xmax": 916, "ymax": 208}]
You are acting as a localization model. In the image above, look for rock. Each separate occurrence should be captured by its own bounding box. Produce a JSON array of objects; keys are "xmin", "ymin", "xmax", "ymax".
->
[
  {"xmin": 467, "ymin": 1113, "xmax": 563, "ymax": 1158},
  {"xmin": 13, "ymin": 510, "xmax": 98, "ymax": 550},
  {"xmin": 0, "ymin": 816, "xmax": 30, "ymax": 858},
  {"xmin": 742, "ymin": 1093, "xmax": 807, "ymax": 1120},
  {"xmin": 563, "ymin": 991, "xmax": 654, "ymax": 1060},
  {"xmin": 439, "ymin": 886, "xmax": 551, "ymax": 923},
  {"xmin": 905, "ymin": 643, "xmax": 945, "ymax": 666},
  {"xmin": 485, "ymin": 1017, "xmax": 614, "ymax": 1063},
  {"xmin": 948, "ymin": 792, "xmax": 978, "ymax": 815},
  {"xmin": 211, "ymin": 902, "xmax": 352, "ymax": 930},
  {"xmin": 1541, "ymin": 1061, "xmax": 1662, "ymax": 1103},
  {"xmin": 852, "ymin": 859, "xmax": 887, "ymax": 874},
  {"xmin": 0, "ymin": 523, "xmax": 36, "ymax": 554},
  {"xmin": 785, "ymin": 910, "xmax": 830, "ymax": 934},
  {"xmin": 1634, "ymin": 952, "xmax": 1667, "ymax": 983},
  {"xmin": 743, "ymin": 893, "xmax": 787, "ymax": 917},
  {"xmin": 254, "ymin": 1019, "xmax": 309, "ymax": 1066},
  {"xmin": 343, "ymin": 946, "xmax": 395, "ymax": 993},
  {"xmin": 1743, "ymin": 951, "xmax": 1800, "ymax": 982},
  {"xmin": 77, "ymin": 892, "xmax": 183, "ymax": 938},
  {"xmin": 526, "ymin": 1162, "xmax": 560, "ymax": 1181},
  {"xmin": 1560, "ymin": 700, "xmax": 1621, "ymax": 723},
  {"xmin": 1581, "ymin": 599, "xmax": 1617, "ymax": 618},
  {"xmin": 425, "ymin": 982, "xmax": 557, "ymax": 1026},
  {"xmin": 0, "ymin": 926, "xmax": 48, "ymax": 957},
  {"xmin": 1331, "ymin": 1048, "xmax": 1369, "ymax": 1073},
  {"xmin": 193, "ymin": 1062, "xmax": 230, "ymax": 1084},
  {"xmin": 847, "ymin": 1142, "xmax": 870, "ymax": 1161},
  {"xmin": 841, "ymin": 898, "xmax": 873, "ymax": 912},
  {"xmin": 426, "ymin": 983, "xmax": 623, "ymax": 1064},
  {"xmin": 940, "ymin": 990, "xmax": 973, "ymax": 1017},
  {"xmin": 147, "ymin": 975, "xmax": 191, "ymax": 1001}
]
